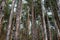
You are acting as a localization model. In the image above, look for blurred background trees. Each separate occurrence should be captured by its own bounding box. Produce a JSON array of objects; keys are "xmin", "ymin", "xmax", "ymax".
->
[{"xmin": 0, "ymin": 0, "xmax": 60, "ymax": 40}]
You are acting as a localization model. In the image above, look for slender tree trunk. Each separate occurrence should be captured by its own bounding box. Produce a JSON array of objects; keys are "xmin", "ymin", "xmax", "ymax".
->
[
  {"xmin": 50, "ymin": 0, "xmax": 60, "ymax": 39},
  {"xmin": 40, "ymin": 10, "xmax": 44, "ymax": 40},
  {"xmin": 10, "ymin": 15, "xmax": 16, "ymax": 40},
  {"xmin": 47, "ymin": 16, "xmax": 52, "ymax": 40},
  {"xmin": 40, "ymin": 0, "xmax": 44, "ymax": 40},
  {"xmin": 6, "ymin": 0, "xmax": 15, "ymax": 40},
  {"xmin": 45, "ymin": 12, "xmax": 52, "ymax": 40},
  {"xmin": 36, "ymin": 25, "xmax": 41, "ymax": 40},
  {"xmin": 15, "ymin": 0, "xmax": 22, "ymax": 40},
  {"xmin": 31, "ymin": 0, "xmax": 38, "ymax": 40},
  {"xmin": 53, "ymin": 17, "xmax": 59, "ymax": 40},
  {"xmin": 40, "ymin": 0, "xmax": 48, "ymax": 40},
  {"xmin": 50, "ymin": 0, "xmax": 60, "ymax": 30},
  {"xmin": 0, "ymin": 0, "xmax": 6, "ymax": 35},
  {"xmin": 27, "ymin": 6, "xmax": 30, "ymax": 34},
  {"xmin": 51, "ymin": 7, "xmax": 59, "ymax": 40},
  {"xmin": 0, "ymin": 17, "xmax": 3, "ymax": 35},
  {"xmin": 26, "ymin": 6, "xmax": 30, "ymax": 40},
  {"xmin": 56, "ymin": 0, "xmax": 60, "ymax": 37}
]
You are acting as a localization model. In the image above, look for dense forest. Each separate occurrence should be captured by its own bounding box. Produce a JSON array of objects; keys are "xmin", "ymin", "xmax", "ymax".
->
[{"xmin": 0, "ymin": 0, "xmax": 60, "ymax": 40}]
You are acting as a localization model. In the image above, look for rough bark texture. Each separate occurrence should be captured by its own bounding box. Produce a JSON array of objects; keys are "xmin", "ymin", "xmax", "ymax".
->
[
  {"xmin": 41, "ymin": 0, "xmax": 48, "ymax": 40},
  {"xmin": 6, "ymin": 0, "xmax": 15, "ymax": 40},
  {"xmin": 50, "ymin": 0, "xmax": 60, "ymax": 30},
  {"xmin": 0, "ymin": 0, "xmax": 6, "ymax": 35},
  {"xmin": 26, "ymin": 6, "xmax": 30, "ymax": 40},
  {"xmin": 45, "ymin": 13, "xmax": 52, "ymax": 40},
  {"xmin": 50, "ymin": 0, "xmax": 60, "ymax": 39},
  {"xmin": 15, "ymin": 0, "xmax": 22, "ymax": 40},
  {"xmin": 31, "ymin": 0, "xmax": 38, "ymax": 40},
  {"xmin": 40, "ymin": 1, "xmax": 44, "ymax": 40}
]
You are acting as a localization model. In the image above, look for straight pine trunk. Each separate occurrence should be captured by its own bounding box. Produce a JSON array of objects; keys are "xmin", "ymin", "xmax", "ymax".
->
[
  {"xmin": 10, "ymin": 16, "xmax": 16, "ymax": 40},
  {"xmin": 6, "ymin": 0, "xmax": 15, "ymax": 40},
  {"xmin": 0, "ymin": 0, "xmax": 6, "ymax": 35},
  {"xmin": 41, "ymin": 0, "xmax": 48, "ymax": 40},
  {"xmin": 50, "ymin": 0, "xmax": 60, "ymax": 39},
  {"xmin": 50, "ymin": 0, "xmax": 60, "ymax": 30},
  {"xmin": 50, "ymin": 6, "xmax": 59, "ymax": 40},
  {"xmin": 53, "ymin": 16, "xmax": 59, "ymax": 40},
  {"xmin": 40, "ymin": 0, "xmax": 44, "ymax": 40},
  {"xmin": 15, "ymin": 0, "xmax": 22, "ymax": 40},
  {"xmin": 31, "ymin": 0, "xmax": 38, "ymax": 40},
  {"xmin": 26, "ymin": 6, "xmax": 30, "ymax": 40},
  {"xmin": 45, "ymin": 12, "xmax": 52, "ymax": 40}
]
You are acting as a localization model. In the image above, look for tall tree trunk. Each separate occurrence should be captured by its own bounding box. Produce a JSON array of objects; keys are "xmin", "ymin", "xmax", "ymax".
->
[
  {"xmin": 27, "ymin": 6, "xmax": 30, "ymax": 34},
  {"xmin": 10, "ymin": 15, "xmax": 16, "ymax": 40},
  {"xmin": 36, "ymin": 25, "xmax": 41, "ymax": 40},
  {"xmin": 50, "ymin": 0, "xmax": 60, "ymax": 30},
  {"xmin": 31, "ymin": 0, "xmax": 38, "ymax": 40},
  {"xmin": 45, "ymin": 12, "xmax": 52, "ymax": 40},
  {"xmin": 53, "ymin": 17, "xmax": 59, "ymax": 40},
  {"xmin": 40, "ymin": 0, "xmax": 44, "ymax": 40},
  {"xmin": 40, "ymin": 0, "xmax": 48, "ymax": 40},
  {"xmin": 51, "ymin": 7, "xmax": 59, "ymax": 40},
  {"xmin": 15, "ymin": 0, "xmax": 22, "ymax": 40},
  {"xmin": 0, "ymin": 0, "xmax": 6, "ymax": 35},
  {"xmin": 54, "ymin": 0, "xmax": 60, "ymax": 40},
  {"xmin": 26, "ymin": 6, "xmax": 30, "ymax": 40},
  {"xmin": 6, "ymin": 0, "xmax": 15, "ymax": 40},
  {"xmin": 50, "ymin": 0, "xmax": 60, "ymax": 39}
]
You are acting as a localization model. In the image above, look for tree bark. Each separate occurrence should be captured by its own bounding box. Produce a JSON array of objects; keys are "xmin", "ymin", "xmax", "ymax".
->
[
  {"xmin": 0, "ymin": 0, "xmax": 6, "ymax": 35},
  {"xmin": 40, "ymin": 0, "xmax": 48, "ymax": 40},
  {"xmin": 45, "ymin": 12, "xmax": 52, "ymax": 40},
  {"xmin": 50, "ymin": 0, "xmax": 60, "ymax": 30},
  {"xmin": 31, "ymin": 0, "xmax": 38, "ymax": 40},
  {"xmin": 15, "ymin": 0, "xmax": 22, "ymax": 40},
  {"xmin": 26, "ymin": 6, "xmax": 30, "ymax": 40},
  {"xmin": 50, "ymin": 0, "xmax": 60, "ymax": 39},
  {"xmin": 6, "ymin": 0, "xmax": 15, "ymax": 40}
]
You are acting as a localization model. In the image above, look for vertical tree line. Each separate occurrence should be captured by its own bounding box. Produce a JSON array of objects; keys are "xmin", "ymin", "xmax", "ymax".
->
[
  {"xmin": 0, "ymin": 0, "xmax": 60, "ymax": 40},
  {"xmin": 0, "ymin": 0, "xmax": 6, "ymax": 35},
  {"xmin": 6, "ymin": 0, "xmax": 15, "ymax": 40},
  {"xmin": 15, "ymin": 0, "xmax": 22, "ymax": 40}
]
